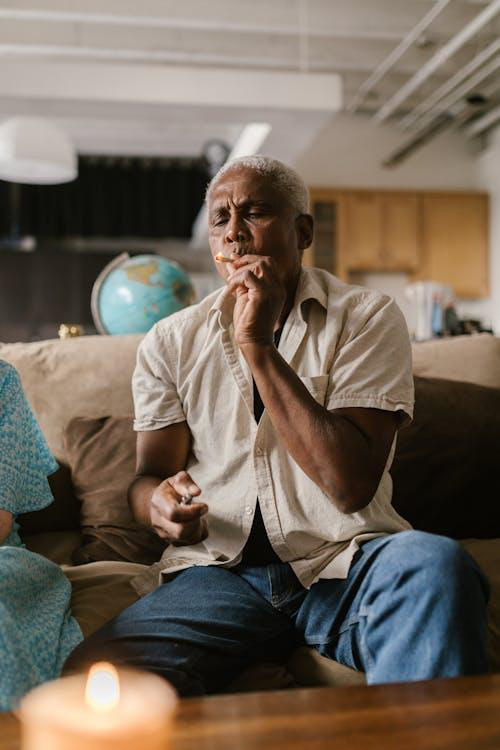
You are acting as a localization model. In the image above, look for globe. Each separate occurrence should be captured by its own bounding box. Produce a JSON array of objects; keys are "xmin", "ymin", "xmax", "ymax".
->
[{"xmin": 91, "ymin": 252, "xmax": 195, "ymax": 335}]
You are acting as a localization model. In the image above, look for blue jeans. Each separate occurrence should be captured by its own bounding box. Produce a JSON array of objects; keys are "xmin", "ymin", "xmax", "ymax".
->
[{"xmin": 65, "ymin": 531, "xmax": 490, "ymax": 695}]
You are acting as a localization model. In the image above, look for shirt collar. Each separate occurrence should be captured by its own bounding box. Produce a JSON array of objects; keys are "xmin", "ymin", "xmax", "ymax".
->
[
  {"xmin": 293, "ymin": 267, "xmax": 328, "ymax": 320},
  {"xmin": 208, "ymin": 267, "xmax": 328, "ymax": 330}
]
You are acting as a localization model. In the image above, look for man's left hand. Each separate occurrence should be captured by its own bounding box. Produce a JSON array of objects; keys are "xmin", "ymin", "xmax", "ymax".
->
[{"xmin": 226, "ymin": 253, "xmax": 286, "ymax": 346}]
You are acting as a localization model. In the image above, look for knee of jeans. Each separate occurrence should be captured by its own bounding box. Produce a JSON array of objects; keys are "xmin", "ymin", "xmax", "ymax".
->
[{"xmin": 392, "ymin": 531, "xmax": 490, "ymax": 602}]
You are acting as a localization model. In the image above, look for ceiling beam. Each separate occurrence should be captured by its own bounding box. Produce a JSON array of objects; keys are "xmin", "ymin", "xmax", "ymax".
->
[
  {"xmin": 0, "ymin": 60, "xmax": 342, "ymax": 112},
  {"xmin": 0, "ymin": 7, "xmax": 407, "ymax": 42},
  {"xmin": 0, "ymin": 42, "xmax": 426, "ymax": 75}
]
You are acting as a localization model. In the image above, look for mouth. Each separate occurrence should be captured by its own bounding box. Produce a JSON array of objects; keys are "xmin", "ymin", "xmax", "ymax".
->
[
  {"xmin": 215, "ymin": 243, "xmax": 250, "ymax": 263},
  {"xmin": 232, "ymin": 241, "xmax": 251, "ymax": 256}
]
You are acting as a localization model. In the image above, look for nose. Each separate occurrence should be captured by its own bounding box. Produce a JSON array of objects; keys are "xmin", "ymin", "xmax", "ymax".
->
[{"xmin": 224, "ymin": 214, "xmax": 249, "ymax": 247}]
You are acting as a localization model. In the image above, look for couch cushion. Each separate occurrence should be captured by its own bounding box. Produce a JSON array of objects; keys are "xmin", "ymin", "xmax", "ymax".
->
[
  {"xmin": 460, "ymin": 538, "xmax": 500, "ymax": 672},
  {"xmin": 287, "ymin": 646, "xmax": 365, "ymax": 687},
  {"xmin": 412, "ymin": 334, "xmax": 500, "ymax": 389},
  {"xmin": 391, "ymin": 376, "xmax": 500, "ymax": 539},
  {"xmin": 63, "ymin": 560, "xmax": 147, "ymax": 638},
  {"xmin": 0, "ymin": 334, "xmax": 142, "ymax": 464},
  {"xmin": 64, "ymin": 415, "xmax": 166, "ymax": 565}
]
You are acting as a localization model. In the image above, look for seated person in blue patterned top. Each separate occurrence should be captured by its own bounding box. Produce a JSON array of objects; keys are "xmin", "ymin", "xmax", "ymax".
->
[
  {"xmin": 65, "ymin": 156, "xmax": 489, "ymax": 695},
  {"xmin": 0, "ymin": 361, "xmax": 82, "ymax": 711}
]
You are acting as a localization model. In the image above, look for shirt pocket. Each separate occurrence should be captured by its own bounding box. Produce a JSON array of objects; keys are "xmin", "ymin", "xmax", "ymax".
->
[{"xmin": 299, "ymin": 375, "xmax": 329, "ymax": 406}]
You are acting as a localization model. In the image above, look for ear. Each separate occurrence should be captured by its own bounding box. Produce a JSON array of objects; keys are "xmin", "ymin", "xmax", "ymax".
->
[{"xmin": 295, "ymin": 214, "xmax": 313, "ymax": 251}]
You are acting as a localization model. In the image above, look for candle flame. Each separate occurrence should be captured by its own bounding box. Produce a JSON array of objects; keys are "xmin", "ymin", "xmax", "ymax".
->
[{"xmin": 85, "ymin": 662, "xmax": 120, "ymax": 712}]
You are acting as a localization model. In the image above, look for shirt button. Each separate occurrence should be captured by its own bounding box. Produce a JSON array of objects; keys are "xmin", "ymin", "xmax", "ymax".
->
[
  {"xmin": 245, "ymin": 506, "xmax": 253, "ymax": 515},
  {"xmin": 255, "ymin": 446, "xmax": 263, "ymax": 456}
]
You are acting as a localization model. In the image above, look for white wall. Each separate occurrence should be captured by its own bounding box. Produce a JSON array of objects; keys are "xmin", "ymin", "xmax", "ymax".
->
[
  {"xmin": 294, "ymin": 113, "xmax": 500, "ymax": 334},
  {"xmin": 295, "ymin": 113, "xmax": 480, "ymax": 190}
]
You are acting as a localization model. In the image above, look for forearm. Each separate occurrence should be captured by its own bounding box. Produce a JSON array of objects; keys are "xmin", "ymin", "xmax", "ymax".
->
[
  {"xmin": 242, "ymin": 344, "xmax": 374, "ymax": 513},
  {"xmin": 128, "ymin": 475, "xmax": 163, "ymax": 528},
  {"xmin": 130, "ymin": 422, "xmax": 192, "ymax": 528}
]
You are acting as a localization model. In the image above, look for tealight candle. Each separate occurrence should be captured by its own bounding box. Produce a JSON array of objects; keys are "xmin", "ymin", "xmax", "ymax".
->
[{"xmin": 19, "ymin": 662, "xmax": 178, "ymax": 750}]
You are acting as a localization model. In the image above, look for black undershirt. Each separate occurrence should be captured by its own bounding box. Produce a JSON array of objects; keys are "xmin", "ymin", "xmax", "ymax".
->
[{"xmin": 241, "ymin": 326, "xmax": 283, "ymax": 565}]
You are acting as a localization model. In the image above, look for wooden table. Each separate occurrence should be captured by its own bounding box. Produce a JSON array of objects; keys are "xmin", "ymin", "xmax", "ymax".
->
[{"xmin": 3, "ymin": 674, "xmax": 500, "ymax": 749}]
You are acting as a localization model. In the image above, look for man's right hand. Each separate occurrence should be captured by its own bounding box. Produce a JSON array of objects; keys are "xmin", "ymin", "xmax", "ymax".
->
[{"xmin": 150, "ymin": 471, "xmax": 208, "ymax": 546}]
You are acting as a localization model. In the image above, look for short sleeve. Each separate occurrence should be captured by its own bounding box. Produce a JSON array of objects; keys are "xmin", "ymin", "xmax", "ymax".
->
[
  {"xmin": 132, "ymin": 323, "xmax": 186, "ymax": 431},
  {"xmin": 326, "ymin": 294, "xmax": 414, "ymax": 426},
  {"xmin": 0, "ymin": 361, "xmax": 58, "ymax": 515}
]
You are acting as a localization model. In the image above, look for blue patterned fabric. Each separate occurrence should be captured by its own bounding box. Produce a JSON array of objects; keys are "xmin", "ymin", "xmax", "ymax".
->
[{"xmin": 0, "ymin": 361, "xmax": 82, "ymax": 711}]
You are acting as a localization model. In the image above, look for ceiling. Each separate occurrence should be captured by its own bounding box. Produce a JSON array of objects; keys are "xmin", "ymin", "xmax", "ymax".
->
[{"xmin": 0, "ymin": 0, "xmax": 499, "ymax": 162}]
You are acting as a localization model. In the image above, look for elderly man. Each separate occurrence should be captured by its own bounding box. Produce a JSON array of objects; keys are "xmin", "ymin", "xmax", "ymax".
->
[{"xmin": 66, "ymin": 156, "xmax": 489, "ymax": 694}]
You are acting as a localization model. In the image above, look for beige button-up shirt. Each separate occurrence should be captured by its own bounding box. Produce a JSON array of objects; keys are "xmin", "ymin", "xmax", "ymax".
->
[{"xmin": 131, "ymin": 267, "xmax": 414, "ymax": 595}]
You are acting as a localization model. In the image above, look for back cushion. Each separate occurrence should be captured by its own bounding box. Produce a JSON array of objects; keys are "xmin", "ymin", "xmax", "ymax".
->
[
  {"xmin": 65, "ymin": 415, "xmax": 166, "ymax": 565},
  {"xmin": 0, "ymin": 334, "xmax": 142, "ymax": 464},
  {"xmin": 391, "ymin": 376, "xmax": 500, "ymax": 539},
  {"xmin": 411, "ymin": 333, "xmax": 500, "ymax": 389}
]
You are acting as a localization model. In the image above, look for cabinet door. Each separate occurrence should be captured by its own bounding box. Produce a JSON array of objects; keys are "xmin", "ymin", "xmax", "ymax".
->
[
  {"xmin": 306, "ymin": 191, "xmax": 348, "ymax": 280},
  {"xmin": 417, "ymin": 194, "xmax": 488, "ymax": 298},
  {"xmin": 345, "ymin": 192, "xmax": 382, "ymax": 271},
  {"xmin": 381, "ymin": 193, "xmax": 420, "ymax": 271}
]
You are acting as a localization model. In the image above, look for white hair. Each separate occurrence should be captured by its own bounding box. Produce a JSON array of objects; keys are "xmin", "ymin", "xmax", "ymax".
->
[{"xmin": 206, "ymin": 155, "xmax": 309, "ymax": 214}]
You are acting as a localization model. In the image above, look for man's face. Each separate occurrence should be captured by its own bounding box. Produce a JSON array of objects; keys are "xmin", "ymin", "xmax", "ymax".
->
[{"xmin": 207, "ymin": 167, "xmax": 312, "ymax": 290}]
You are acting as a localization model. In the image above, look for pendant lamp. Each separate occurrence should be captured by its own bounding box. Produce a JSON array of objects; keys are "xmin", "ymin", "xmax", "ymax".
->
[{"xmin": 0, "ymin": 117, "xmax": 77, "ymax": 184}]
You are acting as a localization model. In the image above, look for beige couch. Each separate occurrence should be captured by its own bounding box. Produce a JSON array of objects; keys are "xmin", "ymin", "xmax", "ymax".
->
[{"xmin": 1, "ymin": 332, "xmax": 499, "ymax": 690}]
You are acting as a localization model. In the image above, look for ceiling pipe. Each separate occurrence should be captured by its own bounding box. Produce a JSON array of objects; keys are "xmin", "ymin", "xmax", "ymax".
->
[
  {"xmin": 413, "ymin": 54, "xmax": 500, "ymax": 124},
  {"xmin": 348, "ymin": 0, "xmax": 452, "ymax": 113},
  {"xmin": 373, "ymin": 0, "xmax": 500, "ymax": 124},
  {"xmin": 382, "ymin": 84, "xmax": 495, "ymax": 167},
  {"xmin": 465, "ymin": 101, "xmax": 500, "ymax": 135},
  {"xmin": 401, "ymin": 36, "xmax": 500, "ymax": 130}
]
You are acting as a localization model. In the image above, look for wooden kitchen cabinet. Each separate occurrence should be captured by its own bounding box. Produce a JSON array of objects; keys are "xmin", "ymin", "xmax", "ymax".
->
[
  {"xmin": 306, "ymin": 187, "xmax": 488, "ymax": 298},
  {"xmin": 344, "ymin": 192, "xmax": 382, "ymax": 270},
  {"xmin": 415, "ymin": 193, "xmax": 488, "ymax": 298},
  {"xmin": 345, "ymin": 191, "xmax": 420, "ymax": 272},
  {"xmin": 383, "ymin": 193, "xmax": 420, "ymax": 270}
]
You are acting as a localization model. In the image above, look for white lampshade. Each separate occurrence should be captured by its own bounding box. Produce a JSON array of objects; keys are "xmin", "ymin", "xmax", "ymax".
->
[{"xmin": 0, "ymin": 117, "xmax": 77, "ymax": 184}]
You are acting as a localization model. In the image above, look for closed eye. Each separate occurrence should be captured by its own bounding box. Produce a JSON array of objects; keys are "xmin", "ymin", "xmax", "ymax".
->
[{"xmin": 212, "ymin": 216, "xmax": 228, "ymax": 226}]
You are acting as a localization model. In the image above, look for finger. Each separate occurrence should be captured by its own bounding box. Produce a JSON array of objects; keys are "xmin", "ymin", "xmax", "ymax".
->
[
  {"xmin": 168, "ymin": 471, "xmax": 201, "ymax": 498},
  {"xmin": 153, "ymin": 512, "xmax": 206, "ymax": 541},
  {"xmin": 229, "ymin": 253, "xmax": 269, "ymax": 267},
  {"xmin": 168, "ymin": 502, "xmax": 208, "ymax": 524},
  {"xmin": 226, "ymin": 268, "xmax": 266, "ymax": 296},
  {"xmin": 153, "ymin": 486, "xmax": 208, "ymax": 523},
  {"xmin": 228, "ymin": 258, "xmax": 272, "ymax": 283}
]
